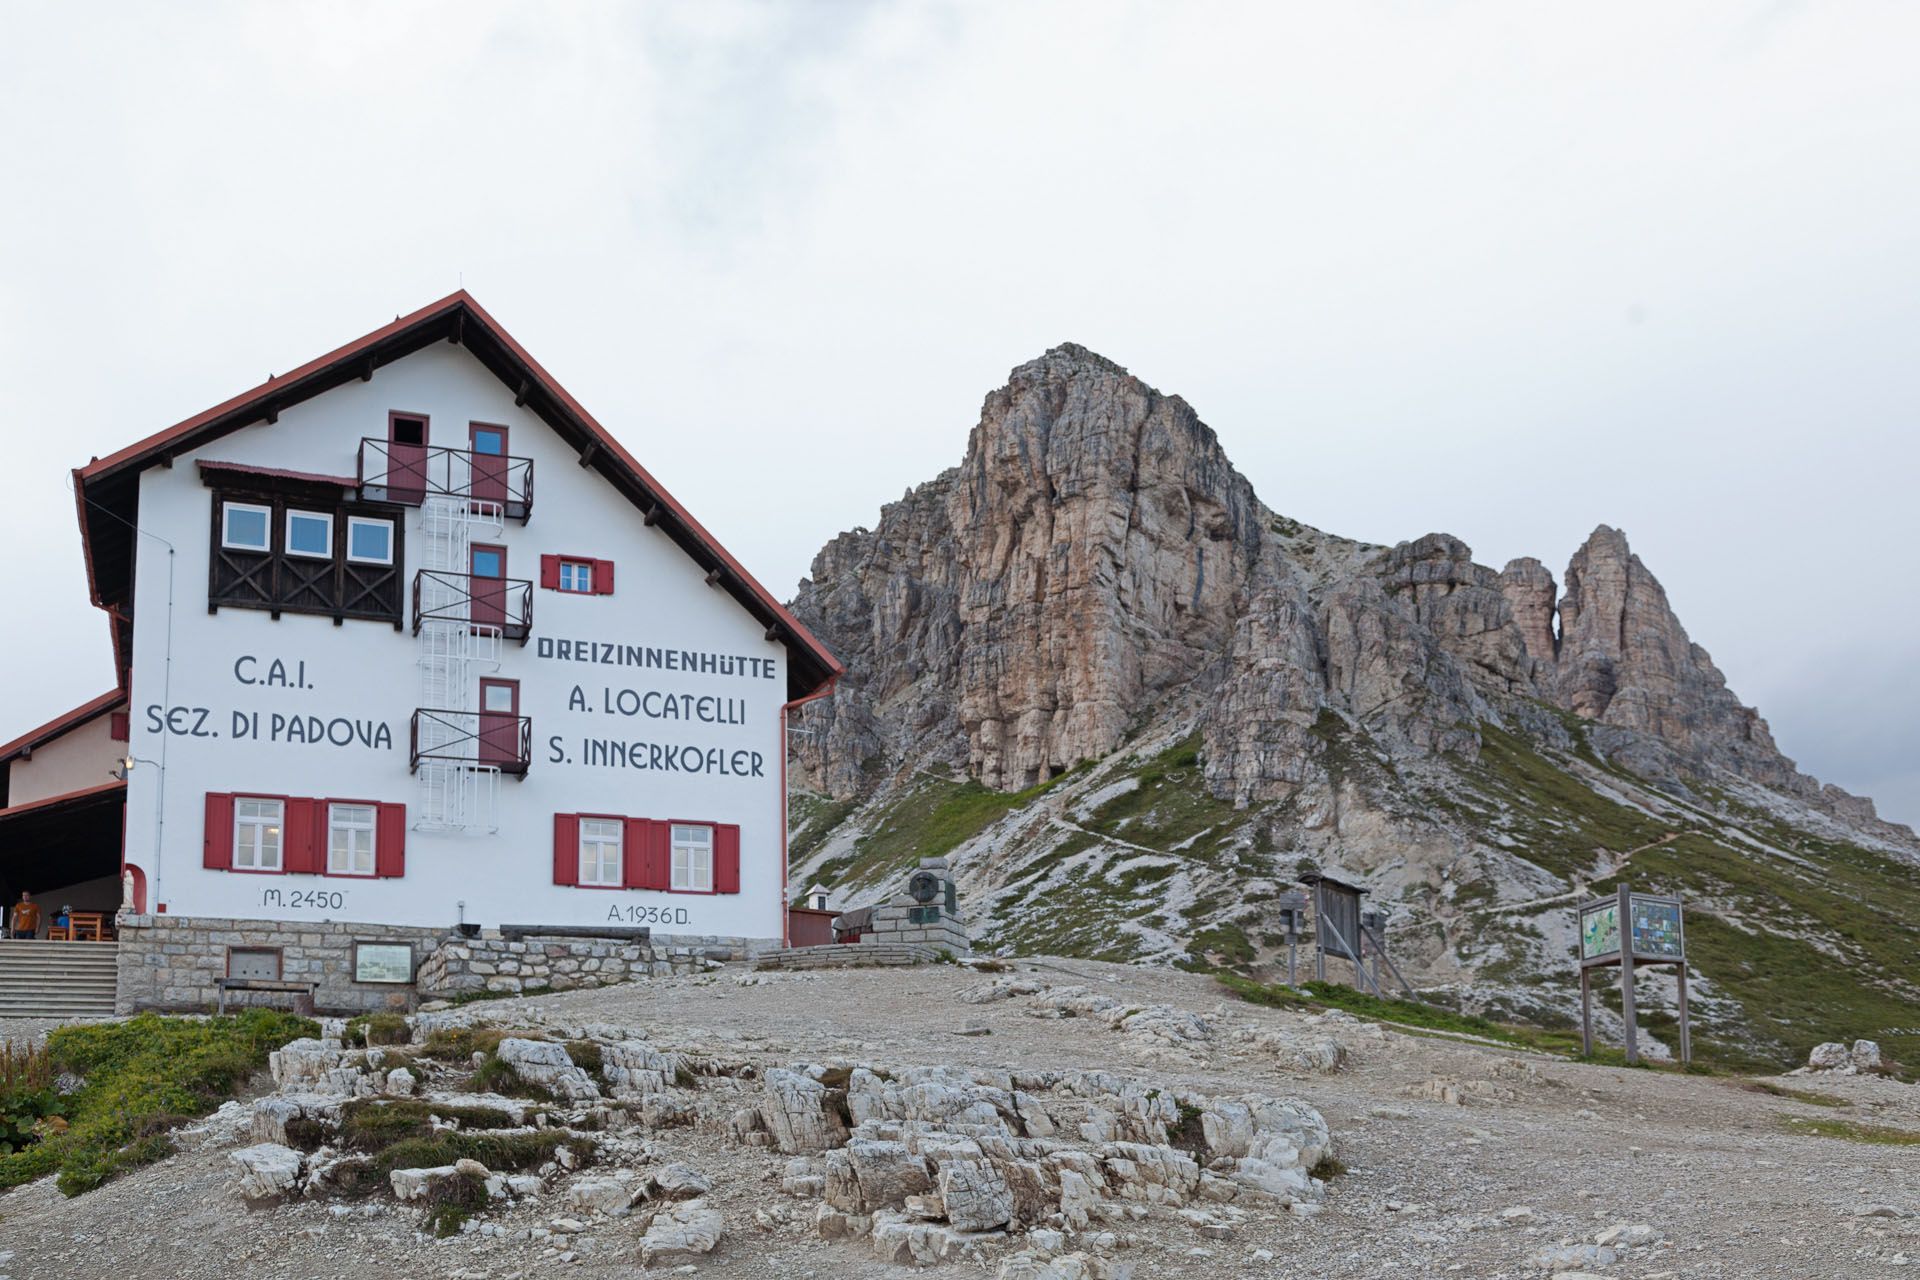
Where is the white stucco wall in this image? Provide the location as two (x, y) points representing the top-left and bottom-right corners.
(8, 711), (122, 807)
(123, 344), (792, 942)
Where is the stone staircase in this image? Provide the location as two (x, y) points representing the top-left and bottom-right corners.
(0, 940), (119, 1018)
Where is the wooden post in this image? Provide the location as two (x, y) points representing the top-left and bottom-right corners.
(1580, 965), (1592, 1056)
(1618, 883), (1638, 1065)
(1677, 965), (1691, 1066)
(1313, 885), (1326, 983)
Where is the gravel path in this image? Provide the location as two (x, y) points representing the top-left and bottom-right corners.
(2, 958), (1916, 1278)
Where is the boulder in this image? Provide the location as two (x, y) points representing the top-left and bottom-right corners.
(824, 1139), (933, 1214)
(390, 1164), (459, 1201)
(638, 1198), (725, 1264)
(566, 1176), (634, 1216)
(497, 1038), (600, 1101)
(938, 1158), (1015, 1232)
(761, 1068), (849, 1153)
(230, 1143), (303, 1201)
(641, 1163), (713, 1202)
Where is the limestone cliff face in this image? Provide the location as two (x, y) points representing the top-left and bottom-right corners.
(793, 344), (1264, 795)
(790, 344), (1909, 846)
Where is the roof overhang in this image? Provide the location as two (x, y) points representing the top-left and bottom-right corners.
(0, 690), (124, 768)
(71, 291), (841, 701)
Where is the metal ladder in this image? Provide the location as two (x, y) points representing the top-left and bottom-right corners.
(415, 493), (505, 831)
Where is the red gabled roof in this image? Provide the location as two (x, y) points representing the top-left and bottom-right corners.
(70, 291), (841, 701)
(0, 691), (124, 767)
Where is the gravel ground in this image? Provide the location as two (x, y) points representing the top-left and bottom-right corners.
(2, 958), (1917, 1279)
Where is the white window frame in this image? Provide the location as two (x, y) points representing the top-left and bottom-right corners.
(234, 797), (285, 871)
(285, 510), (334, 560)
(578, 818), (623, 888)
(221, 502), (272, 553)
(671, 823), (713, 892)
(328, 803), (377, 877)
(558, 559), (593, 593)
(346, 516), (394, 566)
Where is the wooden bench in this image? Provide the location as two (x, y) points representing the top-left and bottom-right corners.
(217, 977), (318, 1016)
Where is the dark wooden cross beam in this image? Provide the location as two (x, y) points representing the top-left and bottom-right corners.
(577, 440), (599, 468)
(448, 312), (465, 345)
(705, 567), (723, 587)
(643, 504), (662, 526)
(514, 379), (531, 407)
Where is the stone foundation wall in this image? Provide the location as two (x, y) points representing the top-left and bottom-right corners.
(115, 917), (773, 1015)
(417, 934), (738, 996)
(754, 942), (938, 969)
(115, 914), (448, 1016)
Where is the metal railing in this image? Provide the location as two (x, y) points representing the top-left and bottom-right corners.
(412, 570), (534, 643)
(359, 438), (534, 522)
(409, 708), (532, 777)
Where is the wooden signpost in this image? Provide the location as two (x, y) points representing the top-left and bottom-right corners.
(1577, 884), (1689, 1065)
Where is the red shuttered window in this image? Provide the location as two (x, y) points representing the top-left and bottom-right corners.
(555, 814), (739, 895)
(714, 824), (740, 894)
(284, 798), (323, 875)
(203, 793), (233, 870)
(375, 804), (407, 878)
(553, 813), (580, 886)
(203, 793), (407, 879)
(539, 554), (615, 595)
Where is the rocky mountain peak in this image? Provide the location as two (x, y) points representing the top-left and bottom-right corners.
(790, 349), (1910, 847)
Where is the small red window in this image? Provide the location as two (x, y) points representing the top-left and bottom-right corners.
(540, 555), (616, 596)
(108, 711), (130, 742)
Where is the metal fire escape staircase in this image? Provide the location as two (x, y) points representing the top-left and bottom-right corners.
(415, 491), (505, 831)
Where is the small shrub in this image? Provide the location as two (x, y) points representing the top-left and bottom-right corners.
(372, 1130), (590, 1176)
(1310, 1155), (1348, 1180)
(564, 1041), (603, 1076)
(1166, 1102), (1207, 1155)
(467, 1054), (554, 1100)
(421, 1168), (490, 1237)
(417, 1025), (519, 1062)
(282, 1117), (331, 1151)
(1, 1042), (64, 1156)
(337, 1099), (517, 1151)
(344, 1013), (412, 1048)
(322, 1157), (387, 1200)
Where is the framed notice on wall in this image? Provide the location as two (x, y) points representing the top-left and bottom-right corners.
(353, 942), (414, 984)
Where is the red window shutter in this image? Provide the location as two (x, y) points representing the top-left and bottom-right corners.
(203, 793), (233, 870)
(553, 813), (580, 886)
(285, 798), (322, 874)
(540, 554), (561, 590)
(108, 711), (129, 741)
(640, 820), (671, 890)
(376, 803), (407, 878)
(715, 823), (741, 894)
(622, 818), (650, 889)
(594, 560), (615, 595)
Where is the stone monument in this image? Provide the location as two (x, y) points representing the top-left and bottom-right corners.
(857, 856), (970, 955)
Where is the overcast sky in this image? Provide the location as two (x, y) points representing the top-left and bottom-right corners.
(2, 2), (1915, 826)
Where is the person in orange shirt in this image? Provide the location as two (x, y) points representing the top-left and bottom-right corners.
(8, 891), (41, 940)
